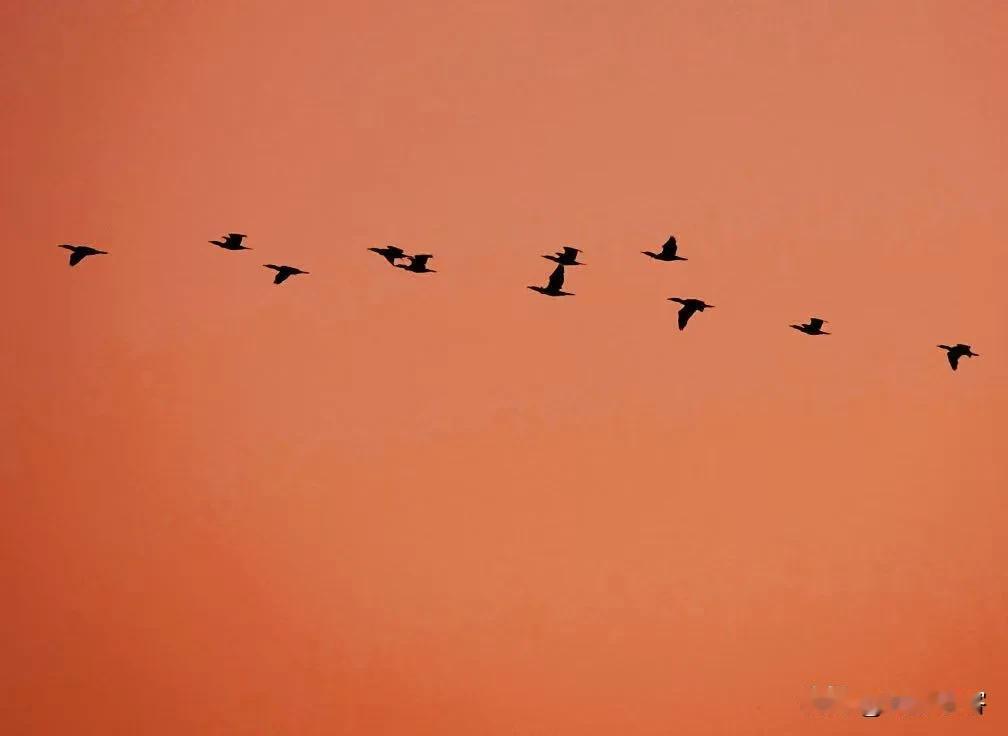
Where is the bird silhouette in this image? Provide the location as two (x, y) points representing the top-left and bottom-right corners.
(938, 343), (979, 371)
(791, 317), (830, 335)
(528, 263), (574, 297)
(543, 246), (584, 266)
(209, 233), (250, 250)
(668, 297), (714, 330)
(58, 244), (108, 266)
(642, 235), (686, 262)
(368, 245), (407, 266)
(396, 254), (436, 273)
(263, 264), (309, 284)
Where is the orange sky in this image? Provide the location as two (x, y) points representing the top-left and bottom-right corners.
(2, 1), (1006, 733)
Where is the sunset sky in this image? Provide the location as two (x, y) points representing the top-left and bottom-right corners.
(2, 1), (1006, 733)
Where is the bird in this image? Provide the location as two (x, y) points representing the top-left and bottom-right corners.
(973, 691), (986, 716)
(528, 263), (574, 297)
(263, 264), (309, 284)
(58, 244), (107, 266)
(396, 254), (436, 273)
(209, 233), (250, 250)
(642, 235), (686, 262)
(791, 317), (830, 335)
(543, 246), (584, 266)
(668, 297), (714, 330)
(938, 343), (979, 371)
(368, 245), (407, 266)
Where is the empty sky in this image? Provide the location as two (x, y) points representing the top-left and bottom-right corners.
(2, 1), (1006, 733)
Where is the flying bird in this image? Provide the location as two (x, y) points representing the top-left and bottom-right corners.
(58, 244), (108, 266)
(642, 235), (686, 262)
(668, 297), (714, 330)
(791, 317), (830, 335)
(396, 254), (436, 273)
(209, 233), (250, 250)
(543, 246), (584, 266)
(938, 343), (979, 371)
(368, 245), (407, 266)
(528, 263), (574, 297)
(263, 264), (309, 284)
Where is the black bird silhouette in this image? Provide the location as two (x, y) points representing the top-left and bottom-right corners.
(543, 246), (584, 266)
(938, 343), (979, 371)
(209, 233), (250, 250)
(668, 297), (714, 330)
(368, 245), (406, 266)
(528, 263), (574, 297)
(59, 244), (108, 266)
(791, 317), (830, 335)
(263, 264), (309, 284)
(642, 235), (686, 262)
(396, 254), (436, 273)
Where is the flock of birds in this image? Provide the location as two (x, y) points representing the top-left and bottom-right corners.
(57, 234), (981, 372)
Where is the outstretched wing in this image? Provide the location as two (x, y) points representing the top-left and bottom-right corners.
(547, 264), (565, 291)
(947, 351), (960, 370)
(386, 245), (405, 257)
(562, 246), (580, 258)
(809, 317), (824, 331)
(678, 303), (698, 330)
(411, 254), (432, 268)
(274, 270), (291, 284)
(660, 236), (678, 257)
(227, 233), (246, 245)
(68, 250), (86, 266)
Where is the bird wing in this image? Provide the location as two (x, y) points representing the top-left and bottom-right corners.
(947, 352), (960, 370)
(387, 246), (405, 256)
(411, 254), (432, 267)
(809, 318), (824, 330)
(660, 236), (677, 256)
(678, 303), (698, 330)
(227, 233), (246, 243)
(68, 250), (86, 266)
(562, 246), (580, 257)
(547, 264), (565, 291)
(274, 270), (290, 284)
(264, 264), (281, 270)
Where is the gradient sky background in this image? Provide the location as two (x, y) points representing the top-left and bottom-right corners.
(2, 1), (1006, 733)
